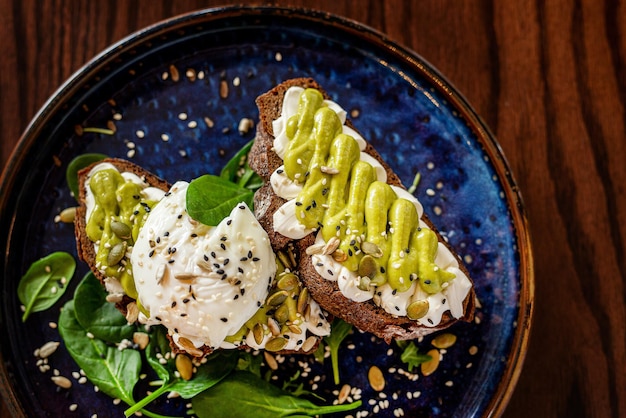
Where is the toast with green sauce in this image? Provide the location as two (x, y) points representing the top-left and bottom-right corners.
(249, 78), (476, 342)
(74, 158), (328, 357)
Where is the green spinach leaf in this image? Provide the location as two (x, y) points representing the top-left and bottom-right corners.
(395, 340), (432, 372)
(18, 252), (76, 321)
(192, 370), (361, 418)
(73, 272), (136, 343)
(126, 327), (237, 417)
(66, 153), (108, 199)
(323, 318), (353, 385)
(58, 300), (140, 406)
(220, 139), (263, 192)
(186, 174), (254, 226)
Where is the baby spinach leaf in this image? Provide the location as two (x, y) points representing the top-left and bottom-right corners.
(58, 300), (140, 406)
(395, 340), (432, 372)
(219, 139), (263, 189)
(18, 251), (76, 321)
(127, 327), (238, 417)
(323, 318), (353, 385)
(186, 174), (254, 226)
(73, 272), (136, 343)
(66, 153), (108, 199)
(192, 370), (361, 418)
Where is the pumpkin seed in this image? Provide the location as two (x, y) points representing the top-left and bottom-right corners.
(407, 300), (430, 320)
(265, 337), (287, 352)
(107, 241), (127, 266)
(277, 250), (294, 270)
(361, 241), (383, 258)
(59, 207), (76, 223)
(432, 333), (457, 349)
(274, 304), (290, 323)
(175, 354), (194, 381)
(287, 323), (302, 334)
(253, 323), (265, 344)
(111, 221), (132, 240)
(297, 287), (309, 314)
(421, 349), (440, 376)
(266, 290), (289, 306)
(277, 273), (299, 291)
(357, 276), (371, 291)
(358, 255), (377, 278)
(368, 365), (385, 391)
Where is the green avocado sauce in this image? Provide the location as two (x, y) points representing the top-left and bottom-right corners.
(282, 88), (455, 296)
(85, 168), (158, 299)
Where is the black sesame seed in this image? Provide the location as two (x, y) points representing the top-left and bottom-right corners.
(224, 258), (230, 265)
(257, 301), (261, 307)
(336, 225), (340, 231)
(327, 269), (334, 276)
(241, 289), (246, 296)
(428, 318), (434, 324)
(191, 233), (197, 238)
(227, 219), (232, 226)
(392, 289), (397, 295)
(220, 236), (227, 241)
(305, 205), (311, 211)
(149, 250), (155, 257)
(395, 306), (400, 311)
(317, 322), (323, 327)
(155, 316), (162, 321)
(238, 267), (244, 274)
(168, 259), (175, 264)
(239, 205), (245, 210)
(211, 251), (217, 258)
(217, 269), (225, 275)
(424, 280), (431, 285)
(203, 254), (209, 261)
(171, 301), (177, 308)
(252, 257), (260, 262)
(312, 200), (317, 208)
(277, 169), (284, 174)
(350, 239), (356, 246)
(297, 339), (303, 345)
(234, 294), (239, 300)
(348, 249), (353, 257)
(164, 231), (170, 237)
(183, 298), (190, 304)
(220, 243), (226, 250)
(240, 257), (248, 262)
(322, 188), (328, 195)
(156, 237), (161, 244)
(221, 317), (228, 322)
(181, 313), (187, 317)
(133, 210), (140, 216)
(380, 267), (386, 273)
(248, 250), (253, 258)
(235, 280), (242, 286)
(442, 298), (447, 304)
(316, 262), (323, 267)
(295, 201), (303, 206)
(174, 328), (179, 333)
(222, 274), (228, 280)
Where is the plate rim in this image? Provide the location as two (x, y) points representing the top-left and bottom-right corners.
(0, 5), (534, 418)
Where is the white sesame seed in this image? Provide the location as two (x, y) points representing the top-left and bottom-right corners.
(178, 112), (188, 121)
(426, 188), (435, 196)
(275, 52), (283, 61)
(126, 149), (136, 158)
(433, 205), (442, 215)
(233, 77), (240, 86)
(113, 113), (122, 121)
(69, 404), (78, 411)
(135, 130), (145, 138)
(188, 121), (197, 129)
(161, 133), (170, 142)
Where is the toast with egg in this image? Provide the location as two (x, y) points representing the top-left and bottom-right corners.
(249, 78), (476, 342)
(74, 158), (328, 357)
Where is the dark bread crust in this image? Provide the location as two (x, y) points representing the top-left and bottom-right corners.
(250, 78), (476, 342)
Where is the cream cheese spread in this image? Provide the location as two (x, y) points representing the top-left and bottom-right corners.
(269, 86), (472, 327)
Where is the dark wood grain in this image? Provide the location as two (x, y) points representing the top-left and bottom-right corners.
(1, 1), (625, 417)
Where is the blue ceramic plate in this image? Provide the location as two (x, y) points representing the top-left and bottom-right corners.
(0, 6), (533, 418)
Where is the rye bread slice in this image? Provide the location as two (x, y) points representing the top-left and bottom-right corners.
(250, 78), (476, 342)
(74, 158), (321, 357)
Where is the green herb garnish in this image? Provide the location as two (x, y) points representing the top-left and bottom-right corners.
(323, 318), (353, 385)
(192, 370), (361, 418)
(395, 340), (432, 372)
(186, 174), (254, 225)
(220, 139), (264, 191)
(17, 251), (76, 322)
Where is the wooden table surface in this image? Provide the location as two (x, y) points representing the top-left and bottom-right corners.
(1, 1), (624, 417)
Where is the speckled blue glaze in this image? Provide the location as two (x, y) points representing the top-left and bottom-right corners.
(0, 7), (530, 418)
